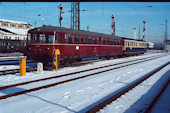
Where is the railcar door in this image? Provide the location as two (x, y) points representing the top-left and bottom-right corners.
(93, 36), (97, 56)
(98, 37), (102, 57)
(58, 32), (65, 59)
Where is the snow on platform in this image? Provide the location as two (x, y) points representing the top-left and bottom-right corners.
(0, 52), (169, 113)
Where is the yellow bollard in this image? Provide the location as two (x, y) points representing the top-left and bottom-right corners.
(53, 49), (60, 71)
(20, 58), (26, 76)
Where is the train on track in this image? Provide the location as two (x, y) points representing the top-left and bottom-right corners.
(0, 39), (26, 53)
(26, 25), (147, 65)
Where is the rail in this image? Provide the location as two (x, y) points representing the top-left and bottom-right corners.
(0, 54), (168, 100)
(85, 62), (170, 113)
(0, 56), (26, 61)
(0, 56), (27, 76)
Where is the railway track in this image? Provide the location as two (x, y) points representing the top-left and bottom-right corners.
(0, 54), (167, 76)
(0, 59), (35, 65)
(86, 62), (170, 113)
(0, 67), (37, 76)
(0, 54), (168, 100)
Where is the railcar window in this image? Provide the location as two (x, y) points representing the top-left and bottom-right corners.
(103, 38), (106, 45)
(117, 40), (120, 45)
(107, 38), (110, 45)
(93, 37), (97, 44)
(129, 42), (130, 46)
(111, 38), (113, 45)
(88, 36), (92, 44)
(81, 35), (86, 44)
(114, 40), (117, 45)
(66, 34), (72, 44)
(74, 34), (79, 44)
(4, 36), (8, 39)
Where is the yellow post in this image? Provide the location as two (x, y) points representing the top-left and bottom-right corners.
(53, 49), (60, 71)
(20, 58), (26, 76)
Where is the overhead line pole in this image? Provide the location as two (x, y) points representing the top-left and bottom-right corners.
(164, 19), (168, 51)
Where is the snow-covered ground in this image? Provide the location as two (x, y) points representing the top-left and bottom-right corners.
(0, 52), (169, 113)
(151, 83), (170, 113)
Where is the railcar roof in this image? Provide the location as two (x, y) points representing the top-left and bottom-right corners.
(29, 25), (122, 39)
(121, 37), (146, 42)
(29, 25), (146, 42)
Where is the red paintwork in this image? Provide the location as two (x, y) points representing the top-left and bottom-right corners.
(27, 43), (122, 62)
(26, 31), (123, 63)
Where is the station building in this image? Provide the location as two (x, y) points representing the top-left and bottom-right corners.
(0, 19), (32, 40)
(0, 19), (32, 52)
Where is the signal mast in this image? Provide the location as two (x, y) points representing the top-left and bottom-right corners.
(58, 4), (68, 27)
(142, 20), (149, 41)
(111, 15), (118, 36)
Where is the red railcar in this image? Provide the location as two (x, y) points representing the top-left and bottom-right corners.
(26, 26), (123, 64)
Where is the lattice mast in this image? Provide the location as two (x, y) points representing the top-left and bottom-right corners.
(71, 2), (80, 30)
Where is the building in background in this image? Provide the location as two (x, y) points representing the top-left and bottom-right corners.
(0, 19), (32, 53)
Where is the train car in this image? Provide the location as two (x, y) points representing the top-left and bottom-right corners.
(147, 42), (154, 49)
(26, 25), (123, 64)
(122, 38), (147, 56)
(0, 39), (26, 53)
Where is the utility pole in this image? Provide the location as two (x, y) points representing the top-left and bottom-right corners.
(111, 15), (118, 36)
(134, 28), (136, 40)
(87, 25), (89, 31)
(58, 4), (68, 27)
(35, 21), (37, 28)
(164, 19), (168, 51)
(165, 20), (168, 42)
(142, 20), (149, 41)
(139, 24), (140, 40)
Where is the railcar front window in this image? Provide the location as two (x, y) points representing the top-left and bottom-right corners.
(48, 34), (54, 43)
(39, 34), (46, 43)
(27, 33), (31, 43)
(34, 34), (38, 43)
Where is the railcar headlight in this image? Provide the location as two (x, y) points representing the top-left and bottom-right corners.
(46, 48), (50, 50)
